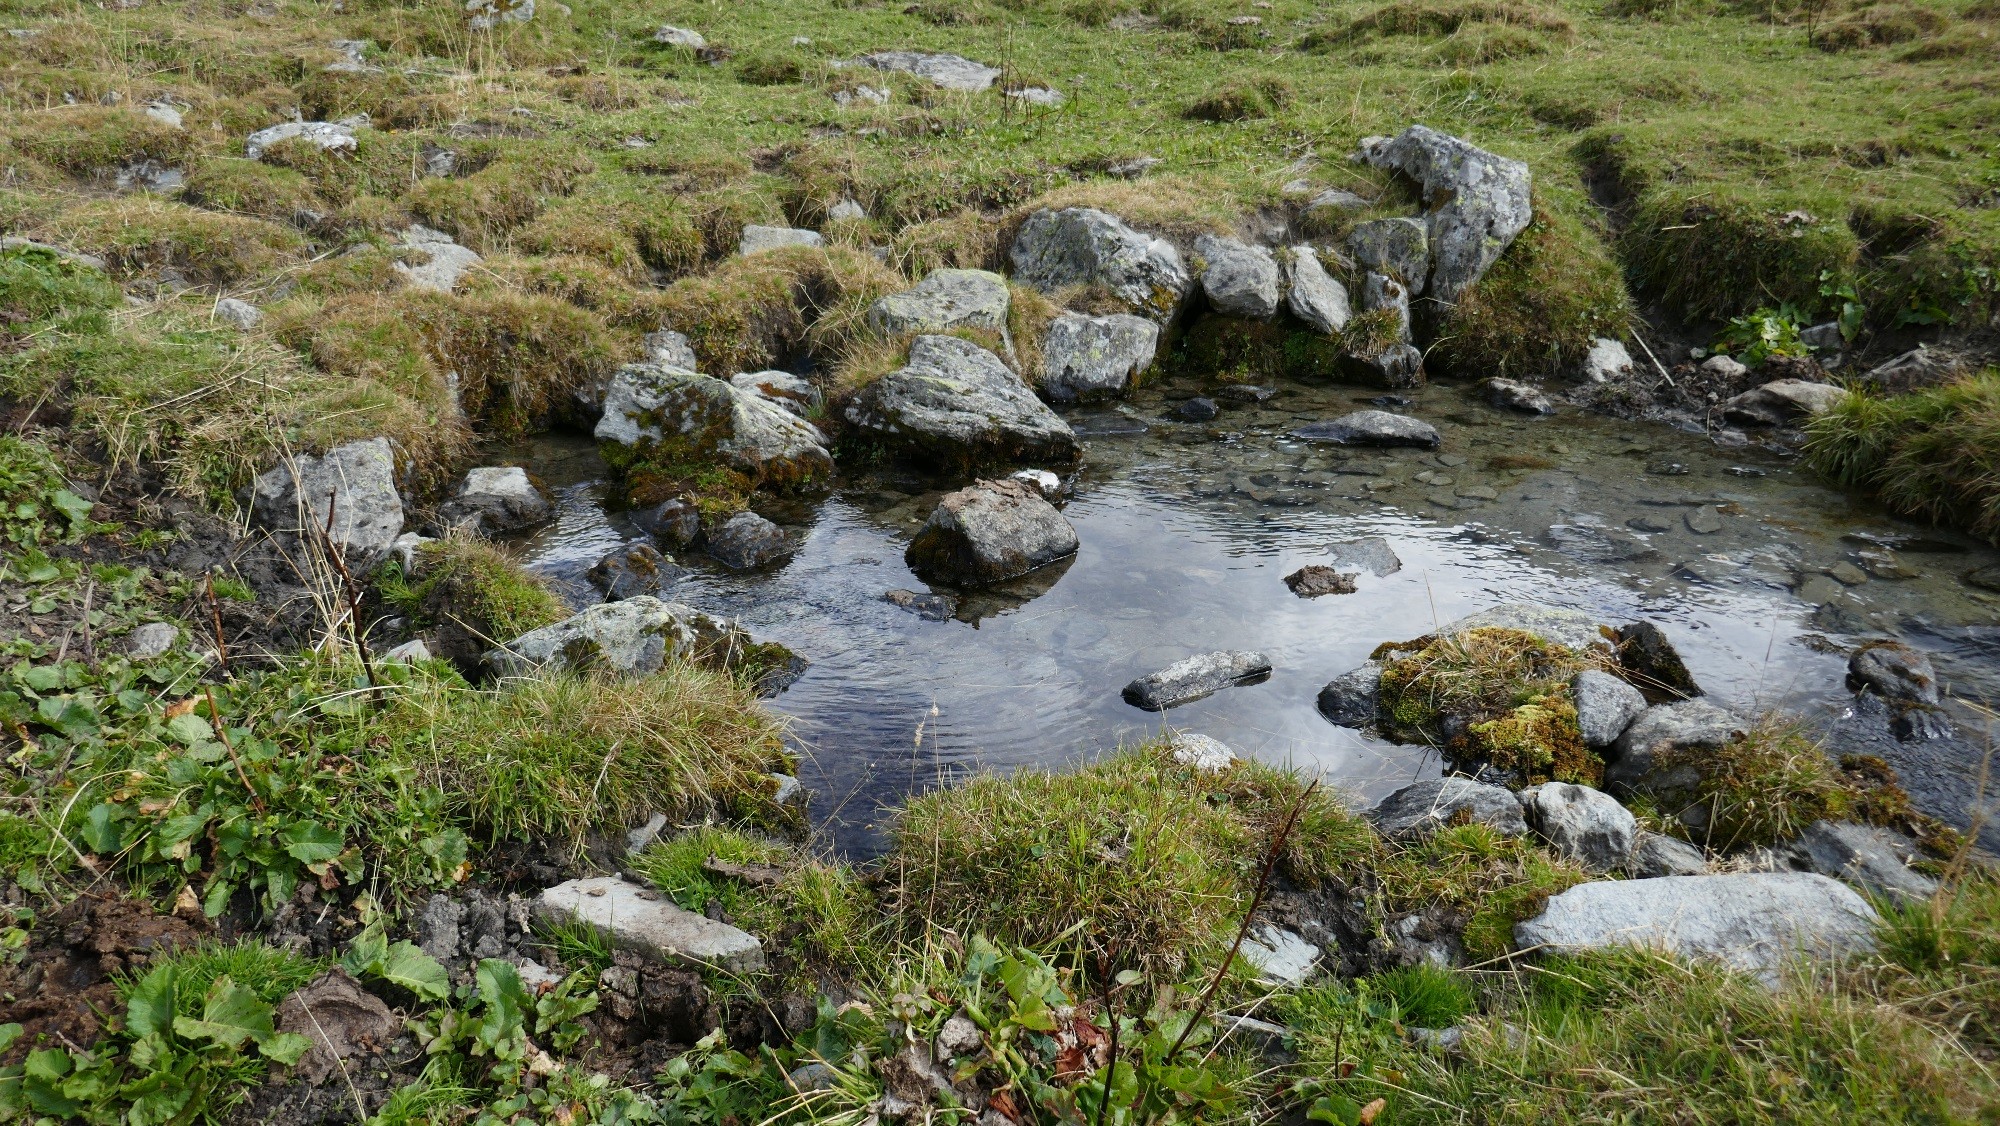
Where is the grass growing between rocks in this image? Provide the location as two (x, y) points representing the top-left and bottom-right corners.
(1805, 370), (2000, 544)
(375, 534), (566, 670)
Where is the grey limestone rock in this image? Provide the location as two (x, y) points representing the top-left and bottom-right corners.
(643, 328), (699, 369)
(1009, 207), (1191, 322)
(586, 541), (686, 600)
(1846, 641), (1940, 706)
(126, 622), (179, 660)
(245, 120), (356, 160)
(1194, 234), (1281, 319)
(1316, 661), (1381, 728)
(394, 225), (481, 294)
(214, 297), (261, 330)
(1038, 312), (1159, 402)
(1355, 125), (1532, 305)
(855, 50), (1002, 91)
(1291, 410), (1440, 449)
(1370, 777), (1528, 840)
(595, 364), (833, 489)
(1441, 604), (1606, 652)
(1722, 379), (1847, 427)
(1239, 925), (1319, 987)
(1282, 245), (1350, 335)
(1571, 669), (1647, 748)
(1605, 700), (1748, 799)
(867, 268), (1012, 338)
(730, 370), (820, 415)
(1628, 831), (1709, 877)
(1781, 820), (1938, 900)
(1519, 782), (1636, 873)
(844, 335), (1080, 473)
(1514, 873), (1878, 986)
(535, 876), (763, 973)
(1479, 377), (1555, 415)
(1360, 272), (1411, 343)
(739, 225), (824, 255)
(905, 478), (1077, 586)
(250, 438), (404, 572)
(653, 25), (706, 48)
(439, 466), (548, 535)
(1580, 337), (1636, 383)
(1346, 217), (1429, 293)
(1123, 650), (1273, 711)
(706, 512), (793, 570)
(1168, 732), (1239, 773)
(485, 596), (764, 678)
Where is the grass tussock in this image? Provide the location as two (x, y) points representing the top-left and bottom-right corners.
(1377, 627), (1614, 786)
(4, 105), (192, 176)
(1304, 0), (1573, 49)
(393, 666), (791, 853)
(1816, 2), (1954, 50)
(378, 534), (566, 672)
(886, 746), (1367, 974)
(1184, 76), (1294, 122)
(399, 145), (596, 250)
(1806, 371), (2000, 544)
(651, 244), (901, 377)
(34, 196), (306, 286)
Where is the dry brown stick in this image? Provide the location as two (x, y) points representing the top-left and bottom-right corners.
(77, 578), (95, 663)
(204, 686), (265, 815)
(204, 571), (231, 675)
(315, 491), (379, 695)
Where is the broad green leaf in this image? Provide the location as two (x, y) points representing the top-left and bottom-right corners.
(21, 1048), (70, 1082)
(202, 878), (233, 919)
(172, 976), (274, 1051)
(125, 964), (179, 1039)
(474, 959), (530, 1058)
(79, 803), (123, 854)
(0, 1023), (20, 1053)
(260, 1031), (313, 1067)
(278, 820), (342, 865)
(156, 812), (207, 846)
(20, 665), (62, 692)
(378, 941), (450, 1001)
(164, 711), (214, 747)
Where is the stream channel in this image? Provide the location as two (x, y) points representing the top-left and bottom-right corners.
(494, 374), (2000, 857)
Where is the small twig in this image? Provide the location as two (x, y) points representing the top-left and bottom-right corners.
(78, 579), (95, 662)
(203, 686), (265, 815)
(1630, 330), (1676, 388)
(1093, 952), (1123, 1126)
(204, 571), (231, 675)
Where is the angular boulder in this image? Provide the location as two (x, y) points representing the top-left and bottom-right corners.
(706, 511), (793, 570)
(731, 370), (820, 415)
(215, 297), (261, 330)
(438, 466), (548, 535)
(1282, 245), (1351, 335)
(1614, 620), (1702, 701)
(586, 542), (686, 601)
(250, 438), (404, 572)
(1290, 410), (1441, 449)
(595, 364), (832, 489)
(1346, 217), (1429, 293)
(535, 876), (764, 973)
(486, 596), (773, 678)
(1356, 125), (1533, 304)
(1605, 700), (1747, 798)
(1479, 377), (1554, 415)
(1038, 312), (1159, 402)
(856, 50), (1002, 91)
(1341, 341), (1424, 388)
(1441, 604), (1606, 653)
(1514, 873), (1878, 986)
(1782, 820), (1938, 900)
(1519, 782), (1636, 873)
(1580, 337), (1636, 383)
(1369, 777), (1528, 841)
(1123, 650), (1273, 711)
(1629, 831), (1709, 878)
(644, 328), (699, 369)
(1721, 379), (1847, 428)
(1846, 641), (1940, 706)
(905, 478), (1077, 586)
(394, 225), (481, 294)
(844, 335), (1080, 473)
(1316, 662), (1382, 728)
(1009, 207), (1192, 322)
(1570, 668), (1646, 748)
(1326, 536), (1403, 577)
(867, 268), (1012, 339)
(1194, 234), (1281, 319)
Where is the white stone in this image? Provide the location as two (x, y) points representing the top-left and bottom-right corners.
(245, 121), (356, 161)
(141, 101), (182, 129)
(126, 622), (178, 660)
(214, 297), (261, 330)
(1515, 873), (1879, 986)
(391, 532), (433, 572)
(465, 0), (533, 29)
(1238, 924), (1318, 986)
(626, 812), (668, 855)
(854, 50), (1001, 91)
(828, 198), (866, 222)
(653, 25), (705, 49)
(381, 639), (431, 664)
(1570, 668), (1646, 748)
(250, 438), (404, 571)
(739, 225), (824, 256)
(1580, 337), (1635, 383)
(1169, 732), (1238, 773)
(534, 876), (763, 973)
(1010, 468), (1062, 499)
(394, 225), (481, 293)
(1283, 245), (1350, 335)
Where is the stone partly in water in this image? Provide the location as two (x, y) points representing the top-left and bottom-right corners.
(884, 588), (957, 621)
(867, 268), (1012, 339)
(1369, 777), (1528, 841)
(1173, 397), (1219, 422)
(1325, 536), (1402, 577)
(1343, 341), (1425, 389)
(905, 478), (1078, 586)
(1122, 650), (1274, 711)
(1283, 245), (1351, 335)
(1037, 312), (1160, 402)
(250, 437), (404, 572)
(1285, 565), (1357, 598)
(1846, 640), (1941, 706)
(1768, 820), (1939, 900)
(1518, 782), (1636, 873)
(1479, 378), (1555, 415)
(1291, 410), (1442, 449)
(594, 364), (834, 489)
(1685, 505), (1724, 534)
(1316, 662), (1382, 728)
(1722, 379), (1847, 428)
(706, 512), (793, 571)
(438, 466), (549, 535)
(1009, 207), (1192, 322)
(1193, 234), (1281, 319)
(1570, 668), (1647, 748)
(1615, 620), (1702, 700)
(844, 335), (1081, 473)
(1545, 523), (1659, 565)
(535, 877), (764, 973)
(633, 497), (702, 549)
(1514, 873), (1878, 986)
(1356, 125), (1533, 304)
(586, 542), (686, 601)
(486, 595), (793, 681)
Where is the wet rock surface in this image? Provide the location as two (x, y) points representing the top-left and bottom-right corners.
(1123, 650), (1273, 710)
(1291, 410), (1441, 449)
(905, 478), (1078, 586)
(587, 541), (686, 600)
(844, 335), (1080, 473)
(707, 512), (794, 570)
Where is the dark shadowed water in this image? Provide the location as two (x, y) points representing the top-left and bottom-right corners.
(496, 375), (2000, 856)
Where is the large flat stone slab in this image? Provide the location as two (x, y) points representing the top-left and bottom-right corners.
(534, 876), (764, 973)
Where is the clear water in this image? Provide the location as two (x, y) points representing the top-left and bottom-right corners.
(496, 375), (2000, 855)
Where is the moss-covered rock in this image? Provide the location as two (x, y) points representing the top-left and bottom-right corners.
(1376, 627), (1609, 785)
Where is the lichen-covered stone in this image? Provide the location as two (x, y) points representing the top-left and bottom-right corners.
(1009, 207), (1191, 322)
(844, 335), (1080, 473)
(867, 268), (1012, 338)
(1283, 245), (1351, 335)
(1356, 125), (1532, 305)
(905, 478), (1078, 586)
(1346, 217), (1429, 293)
(1194, 234), (1281, 319)
(250, 438), (404, 572)
(595, 364), (832, 490)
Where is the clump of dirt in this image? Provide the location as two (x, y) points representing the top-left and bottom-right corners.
(0, 891), (207, 1061)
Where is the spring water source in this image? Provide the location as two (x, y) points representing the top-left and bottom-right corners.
(497, 374), (2000, 855)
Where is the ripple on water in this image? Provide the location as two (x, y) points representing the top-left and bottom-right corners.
(498, 374), (2000, 856)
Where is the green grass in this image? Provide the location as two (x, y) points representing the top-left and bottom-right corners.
(376, 535), (566, 667)
(1806, 370), (2000, 544)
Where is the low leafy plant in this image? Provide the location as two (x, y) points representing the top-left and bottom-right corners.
(1712, 303), (1810, 365)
